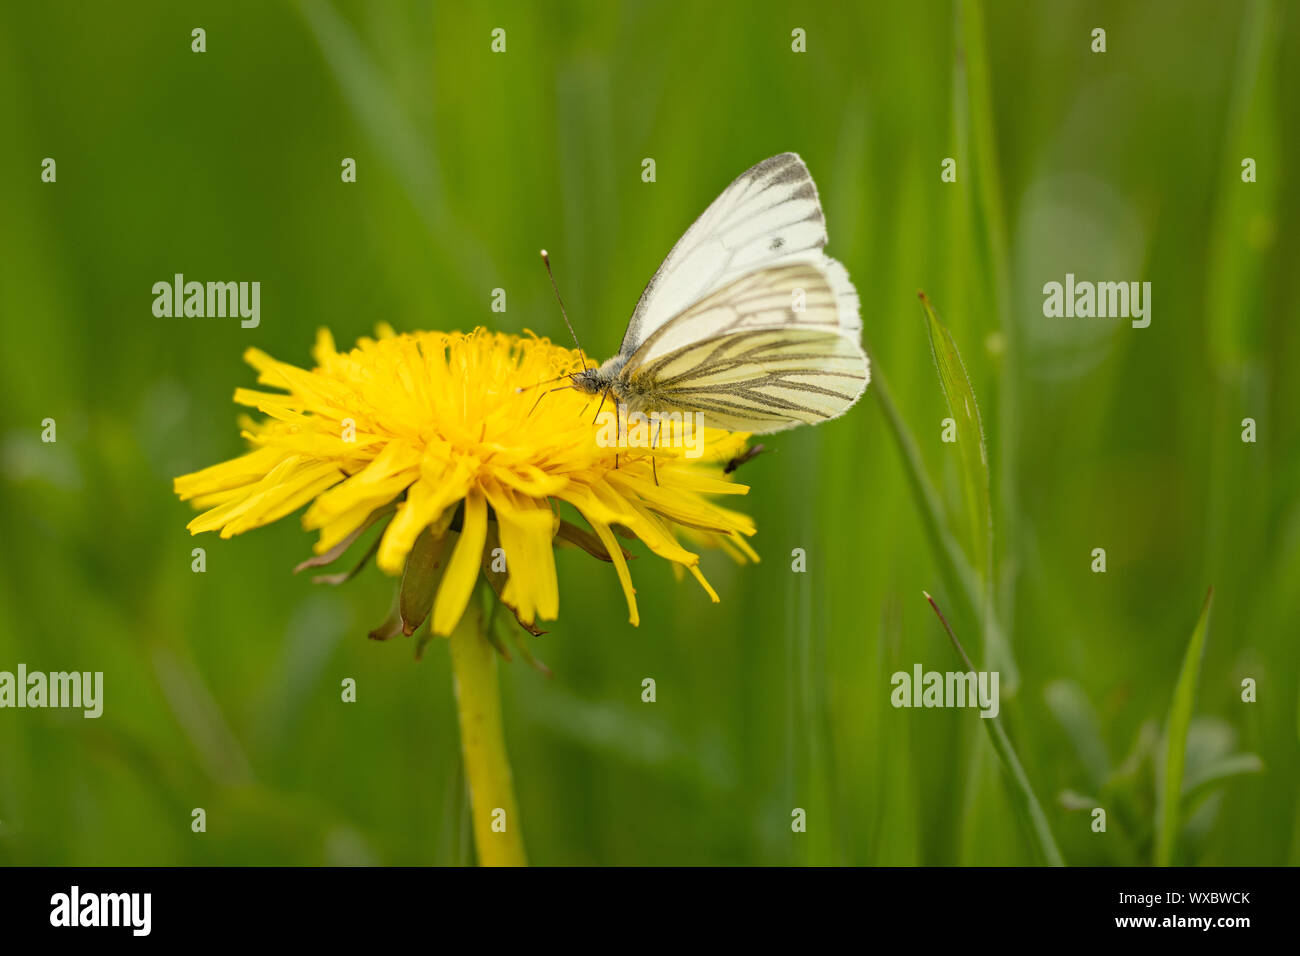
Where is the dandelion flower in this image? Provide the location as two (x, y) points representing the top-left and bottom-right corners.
(174, 325), (758, 639)
(174, 324), (762, 867)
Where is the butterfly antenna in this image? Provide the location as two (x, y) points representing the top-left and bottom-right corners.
(541, 249), (589, 371)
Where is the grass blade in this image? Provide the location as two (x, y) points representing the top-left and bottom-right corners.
(955, 0), (1011, 301)
(924, 591), (1063, 866)
(1205, 0), (1278, 372)
(1155, 587), (1215, 866)
(920, 291), (988, 567)
(955, 0), (1016, 498)
(872, 366), (1011, 685)
(918, 293), (1015, 687)
(873, 367), (978, 609)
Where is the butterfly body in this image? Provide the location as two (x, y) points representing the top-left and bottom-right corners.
(569, 355), (694, 418)
(570, 152), (869, 435)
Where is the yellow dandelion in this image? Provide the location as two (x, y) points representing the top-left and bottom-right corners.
(174, 324), (758, 638)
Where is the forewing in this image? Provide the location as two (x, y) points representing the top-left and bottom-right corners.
(629, 258), (861, 368)
(620, 152), (839, 355)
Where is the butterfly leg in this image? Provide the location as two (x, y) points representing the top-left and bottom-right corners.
(651, 418), (661, 486)
(529, 384), (570, 418)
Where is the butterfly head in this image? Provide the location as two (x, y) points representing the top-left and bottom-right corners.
(568, 354), (626, 396)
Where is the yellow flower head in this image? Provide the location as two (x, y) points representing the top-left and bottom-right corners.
(174, 325), (758, 639)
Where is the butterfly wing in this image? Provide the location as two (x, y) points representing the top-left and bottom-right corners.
(621, 260), (869, 434)
(620, 152), (852, 356)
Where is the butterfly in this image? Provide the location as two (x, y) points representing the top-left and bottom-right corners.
(565, 152), (869, 434)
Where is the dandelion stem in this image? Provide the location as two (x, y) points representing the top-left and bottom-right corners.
(448, 598), (527, 866)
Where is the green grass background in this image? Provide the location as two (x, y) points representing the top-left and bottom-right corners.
(1, 0), (1297, 865)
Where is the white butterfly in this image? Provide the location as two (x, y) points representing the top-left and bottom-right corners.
(567, 152), (869, 434)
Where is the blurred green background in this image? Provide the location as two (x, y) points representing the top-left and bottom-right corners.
(1, 0), (1297, 866)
